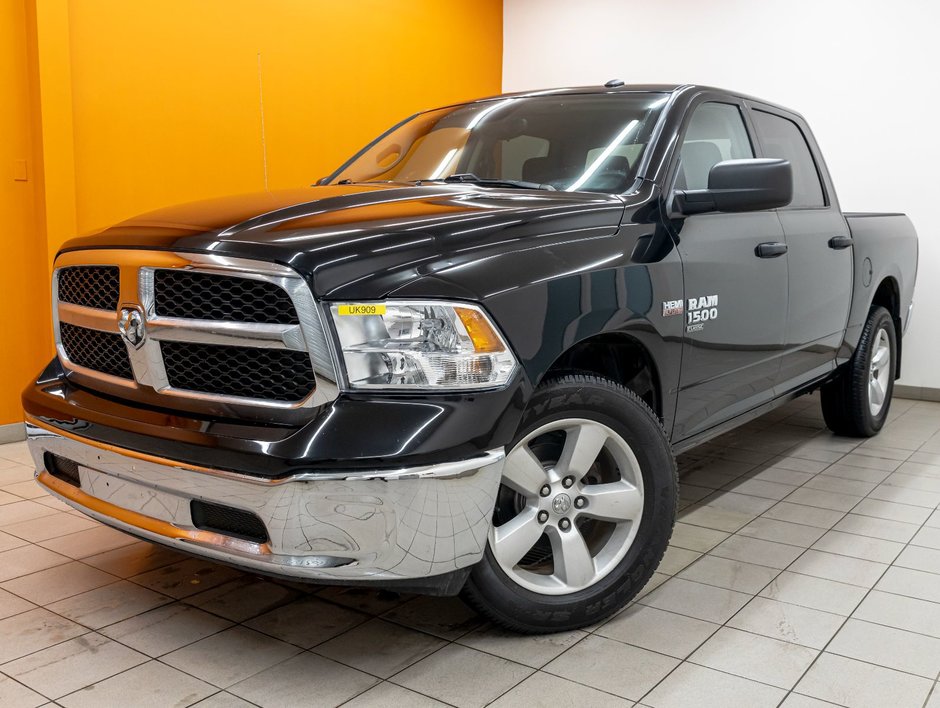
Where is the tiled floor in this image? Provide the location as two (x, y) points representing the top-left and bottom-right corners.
(2, 393), (940, 707)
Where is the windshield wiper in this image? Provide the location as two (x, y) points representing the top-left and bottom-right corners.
(423, 173), (555, 191)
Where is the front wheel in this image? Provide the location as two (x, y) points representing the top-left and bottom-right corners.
(462, 374), (677, 633)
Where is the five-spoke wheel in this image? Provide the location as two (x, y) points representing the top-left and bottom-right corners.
(462, 374), (677, 633)
(492, 418), (644, 594)
(868, 327), (891, 417)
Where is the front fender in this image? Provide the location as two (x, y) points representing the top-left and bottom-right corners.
(389, 221), (685, 434)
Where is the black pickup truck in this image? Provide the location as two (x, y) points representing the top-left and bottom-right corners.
(24, 83), (917, 633)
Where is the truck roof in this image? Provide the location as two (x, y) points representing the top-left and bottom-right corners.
(465, 83), (797, 116)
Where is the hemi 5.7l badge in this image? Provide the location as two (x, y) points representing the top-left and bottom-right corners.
(662, 299), (684, 317)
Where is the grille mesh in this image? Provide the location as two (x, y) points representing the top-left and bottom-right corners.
(190, 500), (269, 543)
(60, 323), (133, 379)
(154, 270), (299, 324)
(44, 453), (82, 488)
(58, 266), (120, 310)
(161, 342), (315, 401)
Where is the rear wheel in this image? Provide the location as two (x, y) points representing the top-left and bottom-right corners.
(462, 374), (677, 633)
(821, 305), (896, 437)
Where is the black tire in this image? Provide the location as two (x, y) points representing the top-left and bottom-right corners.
(461, 373), (678, 634)
(821, 306), (897, 437)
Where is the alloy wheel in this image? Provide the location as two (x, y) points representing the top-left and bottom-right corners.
(490, 418), (644, 595)
(868, 327), (891, 417)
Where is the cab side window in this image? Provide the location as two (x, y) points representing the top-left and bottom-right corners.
(678, 102), (753, 190)
(751, 110), (825, 208)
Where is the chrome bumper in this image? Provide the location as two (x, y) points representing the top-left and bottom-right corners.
(25, 420), (504, 582)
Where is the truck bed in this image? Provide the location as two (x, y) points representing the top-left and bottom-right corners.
(843, 212), (918, 366)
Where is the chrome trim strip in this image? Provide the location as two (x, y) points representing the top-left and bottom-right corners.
(25, 418), (504, 485)
(904, 301), (914, 335)
(304, 449), (506, 482)
(147, 318), (307, 350)
(57, 302), (118, 332)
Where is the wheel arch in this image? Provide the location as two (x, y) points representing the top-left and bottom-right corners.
(871, 276), (902, 378)
(539, 332), (663, 421)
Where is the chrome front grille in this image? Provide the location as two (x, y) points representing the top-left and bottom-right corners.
(52, 250), (339, 411)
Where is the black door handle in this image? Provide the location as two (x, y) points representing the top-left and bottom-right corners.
(755, 242), (788, 258)
(829, 235), (854, 249)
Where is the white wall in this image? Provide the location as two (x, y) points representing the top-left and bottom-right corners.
(504, 0), (940, 389)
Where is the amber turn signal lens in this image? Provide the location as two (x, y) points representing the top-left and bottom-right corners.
(456, 307), (504, 353)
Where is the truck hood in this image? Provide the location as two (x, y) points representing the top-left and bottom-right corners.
(62, 183), (627, 299)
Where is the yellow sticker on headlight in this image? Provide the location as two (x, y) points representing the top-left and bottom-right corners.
(337, 304), (387, 316)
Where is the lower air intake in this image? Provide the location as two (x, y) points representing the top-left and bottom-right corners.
(190, 500), (269, 544)
(44, 452), (82, 488)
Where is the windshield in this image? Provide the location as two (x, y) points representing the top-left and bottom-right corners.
(329, 93), (668, 193)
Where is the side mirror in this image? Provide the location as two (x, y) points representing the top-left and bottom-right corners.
(674, 158), (792, 215)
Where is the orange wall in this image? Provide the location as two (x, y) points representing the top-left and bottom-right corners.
(65, 0), (504, 238)
(1, 0), (51, 427)
(4, 0), (503, 426)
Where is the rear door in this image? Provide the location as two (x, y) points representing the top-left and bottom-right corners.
(748, 106), (853, 390)
(670, 99), (790, 441)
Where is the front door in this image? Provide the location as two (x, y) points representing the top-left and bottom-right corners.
(670, 101), (790, 441)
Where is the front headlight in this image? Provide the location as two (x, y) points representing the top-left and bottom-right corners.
(329, 301), (517, 390)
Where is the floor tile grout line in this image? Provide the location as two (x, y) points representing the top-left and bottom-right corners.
(194, 689), (264, 708)
(922, 667), (940, 708)
(0, 635), (151, 703)
(678, 430), (863, 525)
(637, 550), (800, 701)
(635, 430), (871, 705)
(0, 666), (58, 705)
(308, 623), (467, 683)
(631, 534), (808, 703)
(776, 455), (940, 705)
(631, 572), (940, 646)
(822, 641), (940, 682)
(813, 612), (940, 646)
(632, 436), (865, 612)
(626, 614), (790, 704)
(536, 621), (710, 704)
(0, 563), (128, 607)
(477, 664), (537, 707)
(105, 584), (355, 691)
(49, 655), (241, 707)
(711, 535), (901, 568)
(683, 447), (938, 553)
(711, 421), (939, 702)
(786, 689), (851, 707)
(0, 594), (248, 690)
(305, 598), (527, 704)
(380, 639), (528, 703)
